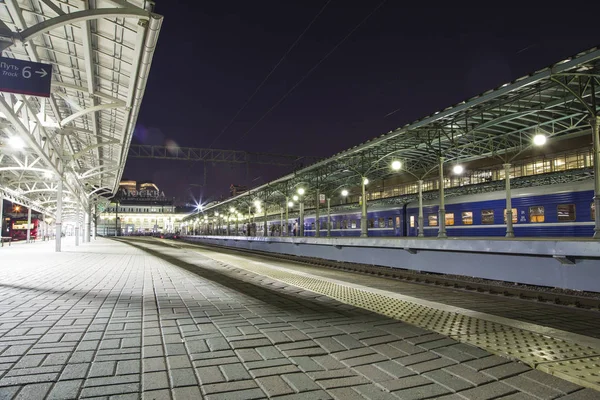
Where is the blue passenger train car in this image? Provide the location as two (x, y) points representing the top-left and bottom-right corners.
(406, 181), (594, 237)
(266, 181), (595, 238)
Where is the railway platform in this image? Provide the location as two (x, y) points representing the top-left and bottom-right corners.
(0, 237), (598, 399)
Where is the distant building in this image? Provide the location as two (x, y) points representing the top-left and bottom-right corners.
(97, 179), (192, 236)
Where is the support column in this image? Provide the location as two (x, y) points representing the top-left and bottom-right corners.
(285, 197), (289, 236)
(55, 178), (63, 252)
(114, 202), (119, 237)
(263, 204), (268, 236)
(280, 207), (283, 236)
(504, 163), (515, 238)
(26, 207), (32, 243)
(417, 180), (424, 237)
(299, 201), (304, 237)
(315, 190), (320, 237)
(327, 197), (331, 237)
(592, 116), (600, 238)
(438, 157), (447, 238)
(360, 178), (368, 237)
(85, 203), (91, 243)
(0, 195), (3, 237)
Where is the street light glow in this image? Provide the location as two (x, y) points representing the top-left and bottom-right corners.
(297, 187), (305, 195)
(391, 160), (402, 170)
(254, 200), (261, 207)
(229, 207), (235, 213)
(363, 177), (369, 185)
(8, 136), (25, 149)
(288, 201), (294, 207)
(533, 133), (547, 146)
(293, 195), (299, 201)
(341, 189), (349, 196)
(453, 165), (464, 175)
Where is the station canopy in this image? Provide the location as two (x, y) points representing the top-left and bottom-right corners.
(0, 0), (162, 221)
(194, 46), (600, 217)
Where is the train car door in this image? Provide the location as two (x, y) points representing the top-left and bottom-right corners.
(408, 214), (417, 236)
(394, 215), (402, 236)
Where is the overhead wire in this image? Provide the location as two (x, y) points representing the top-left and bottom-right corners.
(236, 0), (388, 145)
(208, 0), (333, 149)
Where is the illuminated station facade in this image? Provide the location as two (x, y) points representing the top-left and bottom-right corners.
(96, 180), (190, 236)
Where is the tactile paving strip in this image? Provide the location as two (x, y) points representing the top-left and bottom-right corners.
(206, 254), (600, 390)
(538, 357), (600, 391)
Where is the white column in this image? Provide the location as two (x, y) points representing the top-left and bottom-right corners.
(504, 163), (514, 238)
(591, 116), (600, 238)
(438, 157), (447, 238)
(417, 180), (424, 237)
(285, 197), (289, 236)
(263, 204), (268, 236)
(85, 203), (91, 242)
(26, 207), (32, 243)
(315, 190), (320, 237)
(299, 201), (305, 236)
(360, 178), (368, 237)
(0, 195), (3, 237)
(55, 178), (63, 252)
(327, 197), (331, 237)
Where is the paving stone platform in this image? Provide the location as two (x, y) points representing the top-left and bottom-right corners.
(0, 237), (597, 399)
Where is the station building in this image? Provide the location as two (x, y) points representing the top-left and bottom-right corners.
(96, 180), (192, 236)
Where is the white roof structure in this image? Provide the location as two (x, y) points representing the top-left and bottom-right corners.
(0, 0), (163, 222)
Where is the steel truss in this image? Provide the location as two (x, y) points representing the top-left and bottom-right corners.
(128, 144), (322, 168)
(187, 47), (600, 223)
(0, 1), (163, 231)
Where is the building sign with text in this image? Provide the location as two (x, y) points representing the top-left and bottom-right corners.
(117, 188), (169, 202)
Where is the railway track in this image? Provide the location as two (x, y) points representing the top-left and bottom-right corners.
(169, 238), (600, 311)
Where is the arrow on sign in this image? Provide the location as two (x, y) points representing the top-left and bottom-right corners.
(35, 69), (47, 78)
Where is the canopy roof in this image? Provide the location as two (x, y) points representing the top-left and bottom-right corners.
(0, 0), (162, 220)
(193, 46), (600, 217)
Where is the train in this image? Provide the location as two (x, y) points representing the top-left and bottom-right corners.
(8, 217), (40, 241)
(266, 180), (595, 238)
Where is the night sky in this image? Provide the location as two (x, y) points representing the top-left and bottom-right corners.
(123, 1), (600, 204)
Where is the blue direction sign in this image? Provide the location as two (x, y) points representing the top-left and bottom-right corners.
(0, 56), (52, 97)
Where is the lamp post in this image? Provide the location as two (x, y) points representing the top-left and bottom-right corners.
(360, 177), (368, 238)
(297, 187), (305, 237)
(286, 199), (292, 236)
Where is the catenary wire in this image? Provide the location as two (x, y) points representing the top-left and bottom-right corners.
(236, 0), (388, 145)
(208, 0), (333, 149)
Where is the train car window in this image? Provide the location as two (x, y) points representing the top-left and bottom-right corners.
(388, 217), (393, 228)
(410, 216), (415, 228)
(503, 208), (518, 223)
(481, 210), (494, 224)
(378, 217), (385, 227)
(342, 220), (347, 229)
(396, 216), (401, 228)
(529, 206), (545, 223)
(311, 222), (315, 230)
(557, 204), (575, 222)
(462, 211), (473, 225)
(592, 203), (596, 221)
(351, 220), (357, 229)
(445, 213), (455, 226)
(428, 214), (438, 226)
(368, 219), (375, 228)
